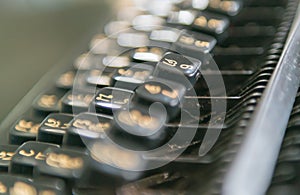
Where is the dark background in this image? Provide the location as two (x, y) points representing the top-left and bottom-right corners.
(0, 1), (112, 122)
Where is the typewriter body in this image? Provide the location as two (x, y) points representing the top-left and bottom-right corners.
(0, 0), (300, 194)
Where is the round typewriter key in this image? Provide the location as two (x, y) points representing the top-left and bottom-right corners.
(86, 69), (112, 87)
(61, 90), (95, 114)
(104, 21), (131, 38)
(0, 145), (18, 172)
(63, 112), (113, 148)
(132, 15), (165, 31)
(154, 52), (201, 89)
(134, 78), (186, 119)
(191, 11), (230, 35)
(9, 117), (42, 145)
(130, 47), (164, 63)
(89, 87), (133, 115)
(117, 32), (149, 48)
(110, 103), (167, 150)
(171, 29), (216, 57)
(167, 10), (197, 26)
(56, 71), (75, 90)
(0, 174), (65, 195)
(111, 64), (154, 91)
(32, 90), (64, 117)
(38, 113), (73, 145)
(10, 141), (59, 175)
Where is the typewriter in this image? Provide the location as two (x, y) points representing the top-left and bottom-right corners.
(0, 0), (300, 194)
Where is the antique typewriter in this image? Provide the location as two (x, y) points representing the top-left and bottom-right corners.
(0, 0), (300, 194)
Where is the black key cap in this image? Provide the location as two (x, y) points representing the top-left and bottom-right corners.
(191, 11), (230, 35)
(172, 30), (216, 58)
(63, 112), (113, 147)
(0, 174), (65, 195)
(89, 87), (133, 115)
(37, 113), (73, 145)
(134, 78), (186, 119)
(111, 104), (167, 150)
(9, 117), (41, 145)
(153, 52), (201, 89)
(111, 64), (154, 90)
(61, 90), (95, 114)
(88, 140), (145, 178)
(35, 147), (88, 183)
(32, 90), (63, 116)
(10, 141), (59, 175)
(0, 145), (18, 172)
(208, 0), (242, 16)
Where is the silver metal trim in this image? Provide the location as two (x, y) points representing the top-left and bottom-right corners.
(223, 2), (300, 195)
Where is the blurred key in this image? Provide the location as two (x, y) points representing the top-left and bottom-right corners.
(10, 141), (59, 175)
(208, 0), (242, 16)
(89, 35), (123, 55)
(167, 10), (197, 26)
(37, 113), (73, 145)
(132, 15), (165, 32)
(131, 47), (164, 63)
(105, 21), (131, 38)
(86, 69), (112, 87)
(118, 6), (144, 22)
(117, 32), (150, 48)
(111, 64), (154, 90)
(35, 147), (88, 183)
(102, 55), (131, 72)
(144, 0), (174, 17)
(112, 104), (167, 150)
(61, 90), (95, 114)
(32, 90), (64, 116)
(172, 30), (216, 57)
(192, 11), (230, 34)
(0, 174), (65, 195)
(63, 112), (113, 147)
(89, 87), (133, 115)
(56, 70), (75, 90)
(150, 28), (181, 43)
(192, 0), (209, 10)
(0, 145), (18, 172)
(134, 78), (186, 119)
(154, 52), (201, 89)
(9, 117), (41, 145)
(73, 53), (102, 71)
